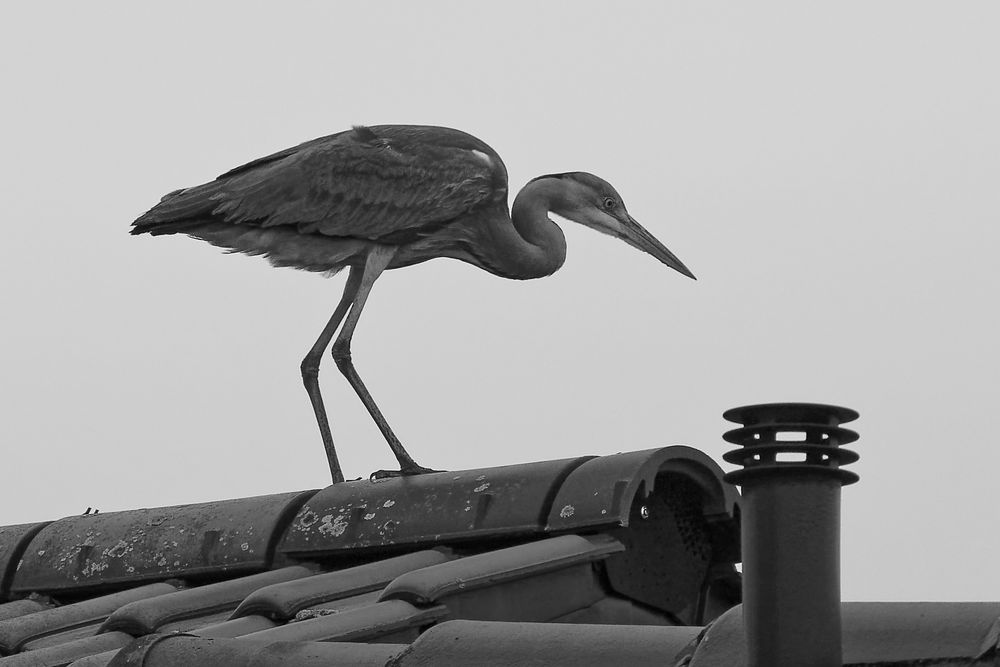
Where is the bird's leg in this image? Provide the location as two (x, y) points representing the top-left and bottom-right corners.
(331, 246), (437, 478)
(301, 267), (364, 484)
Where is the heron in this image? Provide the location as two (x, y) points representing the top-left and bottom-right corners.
(132, 124), (695, 483)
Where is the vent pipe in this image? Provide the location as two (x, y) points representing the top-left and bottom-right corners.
(723, 402), (859, 667)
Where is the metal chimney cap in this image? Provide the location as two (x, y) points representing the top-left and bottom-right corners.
(723, 402), (859, 427)
(722, 402), (860, 487)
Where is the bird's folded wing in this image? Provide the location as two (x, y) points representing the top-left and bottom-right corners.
(133, 129), (499, 245)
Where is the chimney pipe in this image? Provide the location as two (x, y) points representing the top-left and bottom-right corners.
(722, 402), (859, 667)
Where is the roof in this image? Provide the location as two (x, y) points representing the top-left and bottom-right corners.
(0, 447), (742, 666)
(3, 445), (994, 666)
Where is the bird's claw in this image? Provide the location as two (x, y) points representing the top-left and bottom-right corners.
(370, 465), (441, 481)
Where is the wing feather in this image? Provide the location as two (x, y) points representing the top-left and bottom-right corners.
(132, 126), (505, 245)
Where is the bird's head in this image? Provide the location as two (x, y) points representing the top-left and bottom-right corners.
(540, 172), (695, 280)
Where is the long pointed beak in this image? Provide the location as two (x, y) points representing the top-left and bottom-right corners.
(619, 215), (696, 280)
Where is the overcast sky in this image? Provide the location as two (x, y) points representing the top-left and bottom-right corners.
(2, 2), (998, 601)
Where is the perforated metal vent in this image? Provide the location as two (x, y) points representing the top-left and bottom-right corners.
(604, 473), (712, 623)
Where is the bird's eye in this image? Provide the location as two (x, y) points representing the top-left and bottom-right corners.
(602, 196), (616, 210)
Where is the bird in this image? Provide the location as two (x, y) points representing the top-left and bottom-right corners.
(132, 124), (695, 484)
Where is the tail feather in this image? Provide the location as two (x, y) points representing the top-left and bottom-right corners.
(131, 181), (225, 235)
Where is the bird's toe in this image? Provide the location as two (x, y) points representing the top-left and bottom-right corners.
(369, 465), (442, 481)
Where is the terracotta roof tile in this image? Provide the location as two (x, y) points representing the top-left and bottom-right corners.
(395, 620), (700, 666)
(101, 635), (407, 667)
(296, 589), (380, 615)
(240, 599), (447, 644)
(98, 565), (312, 636)
(280, 456), (593, 557)
(20, 622), (104, 651)
(0, 583), (177, 654)
(190, 613), (277, 638)
(0, 601), (49, 624)
(1, 631), (132, 667)
(0, 523), (49, 598)
(379, 534), (622, 622)
(551, 595), (678, 625)
(12, 492), (314, 595)
(545, 446), (738, 531)
(684, 601), (1000, 667)
(381, 534), (621, 604)
(62, 651), (117, 667)
(231, 549), (449, 621)
(153, 607), (234, 634)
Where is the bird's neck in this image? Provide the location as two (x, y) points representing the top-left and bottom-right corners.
(491, 178), (567, 280)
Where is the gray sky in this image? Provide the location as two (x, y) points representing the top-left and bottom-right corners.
(2, 2), (998, 601)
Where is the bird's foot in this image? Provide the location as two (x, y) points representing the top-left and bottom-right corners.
(370, 464), (442, 481)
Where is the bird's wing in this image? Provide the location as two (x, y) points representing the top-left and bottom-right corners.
(133, 126), (504, 244)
